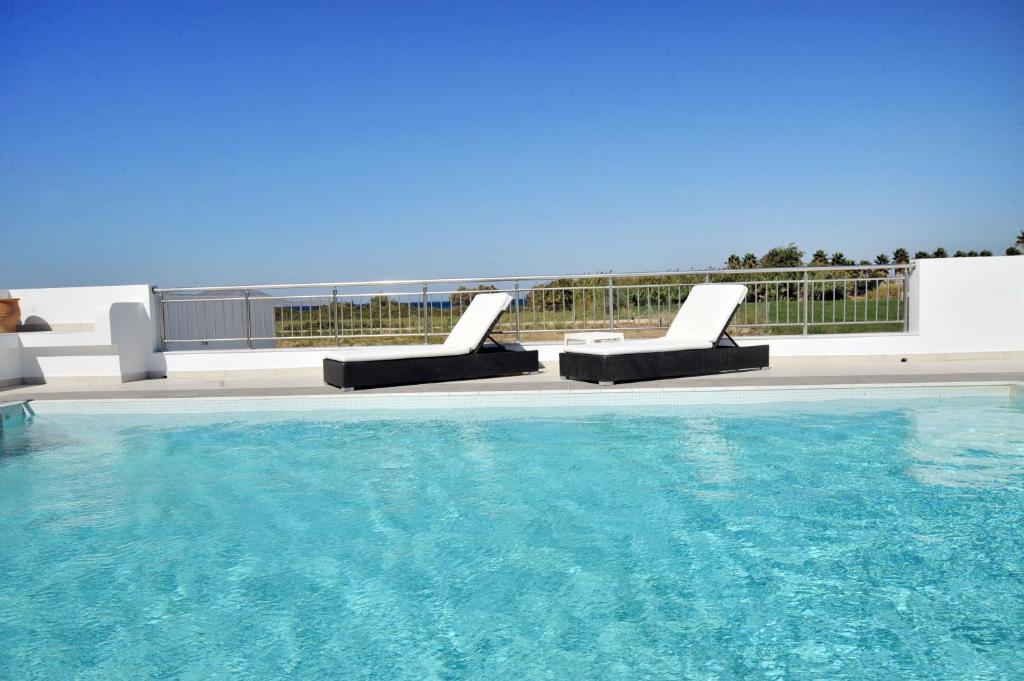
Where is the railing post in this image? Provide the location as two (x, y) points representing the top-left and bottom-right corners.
(422, 283), (429, 344)
(902, 267), (911, 332)
(332, 287), (339, 347)
(156, 289), (168, 351)
(802, 270), (809, 336)
(513, 281), (521, 342)
(243, 289), (253, 349)
(607, 277), (614, 331)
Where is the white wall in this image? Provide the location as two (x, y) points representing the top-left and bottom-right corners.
(163, 347), (333, 377)
(0, 290), (20, 385)
(914, 256), (1023, 353)
(0, 334), (20, 387)
(18, 301), (155, 383)
(9, 284), (155, 329)
(110, 302), (157, 379)
(2, 285), (163, 384)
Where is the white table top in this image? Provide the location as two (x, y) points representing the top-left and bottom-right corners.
(563, 331), (625, 346)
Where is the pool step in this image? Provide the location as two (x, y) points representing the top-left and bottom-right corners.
(0, 401), (29, 434)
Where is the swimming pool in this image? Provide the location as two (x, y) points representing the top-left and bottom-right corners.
(1, 386), (1022, 678)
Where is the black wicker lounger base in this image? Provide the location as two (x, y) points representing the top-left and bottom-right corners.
(558, 344), (769, 385)
(324, 347), (540, 391)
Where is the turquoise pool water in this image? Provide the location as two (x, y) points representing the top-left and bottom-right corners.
(1, 393), (1023, 679)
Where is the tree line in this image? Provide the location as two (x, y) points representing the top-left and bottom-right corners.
(276, 231), (1023, 324)
(728, 229), (1023, 269)
(452, 230), (1024, 310)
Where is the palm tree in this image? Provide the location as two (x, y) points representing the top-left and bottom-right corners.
(914, 250), (930, 259)
(892, 248), (909, 264)
(979, 250), (992, 256)
(726, 254), (741, 269)
(874, 254), (890, 265)
(741, 253), (758, 269)
(932, 247), (948, 258)
(760, 244), (804, 268)
(810, 249), (829, 266)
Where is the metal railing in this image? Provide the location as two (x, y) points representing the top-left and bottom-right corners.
(153, 264), (914, 349)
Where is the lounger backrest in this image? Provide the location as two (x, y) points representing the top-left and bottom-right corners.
(443, 292), (513, 350)
(665, 284), (747, 343)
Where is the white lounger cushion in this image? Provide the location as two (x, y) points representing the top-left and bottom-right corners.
(665, 284), (747, 343)
(562, 284), (746, 357)
(563, 338), (712, 356)
(326, 291), (512, 363)
(442, 292), (512, 349)
(326, 344), (469, 363)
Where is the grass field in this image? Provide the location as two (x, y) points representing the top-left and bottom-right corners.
(273, 295), (905, 347)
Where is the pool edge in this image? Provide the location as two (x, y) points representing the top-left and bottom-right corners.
(19, 381), (1020, 415)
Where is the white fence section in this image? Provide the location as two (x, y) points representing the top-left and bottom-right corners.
(154, 264), (913, 349)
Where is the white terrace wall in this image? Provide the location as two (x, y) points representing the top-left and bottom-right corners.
(0, 289), (18, 386)
(914, 256), (1024, 352)
(1, 257), (1021, 383)
(0, 334), (19, 387)
(10, 285), (156, 331)
(0, 285), (162, 384)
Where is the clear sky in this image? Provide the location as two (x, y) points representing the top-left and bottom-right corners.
(2, 1), (1022, 288)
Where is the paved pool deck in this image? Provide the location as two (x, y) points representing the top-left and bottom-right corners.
(1, 357), (1023, 401)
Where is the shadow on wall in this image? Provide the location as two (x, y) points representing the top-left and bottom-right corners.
(18, 316), (52, 332)
(17, 302), (167, 383)
(111, 301), (166, 380)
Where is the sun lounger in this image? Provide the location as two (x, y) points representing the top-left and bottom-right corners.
(558, 284), (769, 384)
(324, 292), (538, 390)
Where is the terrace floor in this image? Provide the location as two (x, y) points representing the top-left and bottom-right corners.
(2, 357), (1023, 401)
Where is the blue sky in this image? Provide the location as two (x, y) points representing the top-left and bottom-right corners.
(2, 1), (1022, 287)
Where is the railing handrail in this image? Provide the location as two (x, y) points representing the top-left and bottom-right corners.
(153, 263), (914, 293)
(157, 263), (913, 348)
